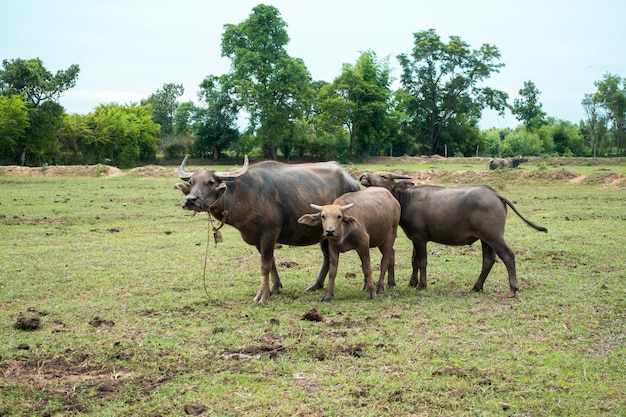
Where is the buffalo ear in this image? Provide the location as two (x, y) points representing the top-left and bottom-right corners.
(298, 213), (321, 227)
(175, 183), (191, 195)
(343, 216), (360, 227)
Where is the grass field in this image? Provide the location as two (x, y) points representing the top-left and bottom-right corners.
(1, 157), (624, 416)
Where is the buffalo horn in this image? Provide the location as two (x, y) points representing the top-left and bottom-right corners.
(178, 156), (194, 180)
(214, 155), (249, 180)
(391, 173), (412, 180)
(310, 204), (323, 212)
(341, 203), (354, 211)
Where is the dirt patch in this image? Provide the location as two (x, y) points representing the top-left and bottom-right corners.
(127, 165), (177, 177)
(0, 164), (124, 178)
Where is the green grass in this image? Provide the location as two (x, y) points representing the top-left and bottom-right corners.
(1, 159), (624, 416)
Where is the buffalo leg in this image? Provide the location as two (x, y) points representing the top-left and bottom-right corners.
(270, 257), (282, 294)
(357, 247), (377, 300)
(321, 248), (340, 302)
(490, 241), (518, 297)
(410, 241), (428, 290)
(472, 241), (496, 293)
(305, 240), (330, 292)
(377, 243), (395, 294)
(254, 243), (275, 303)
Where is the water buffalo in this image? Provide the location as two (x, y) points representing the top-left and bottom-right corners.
(359, 172), (547, 297)
(297, 187), (400, 301)
(176, 156), (360, 302)
(488, 156), (528, 170)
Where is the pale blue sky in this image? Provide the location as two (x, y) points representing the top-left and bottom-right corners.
(2, 0), (624, 128)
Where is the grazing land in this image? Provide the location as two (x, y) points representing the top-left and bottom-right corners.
(0, 157), (624, 416)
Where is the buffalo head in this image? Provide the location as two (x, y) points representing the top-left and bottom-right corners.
(298, 203), (357, 244)
(175, 156), (249, 212)
(359, 172), (414, 197)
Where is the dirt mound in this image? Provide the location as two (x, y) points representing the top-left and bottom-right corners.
(127, 165), (176, 177)
(0, 165), (123, 178)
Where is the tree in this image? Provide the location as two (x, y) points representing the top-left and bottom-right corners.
(397, 29), (508, 155)
(0, 58), (80, 106)
(0, 58), (80, 165)
(57, 113), (93, 164)
(221, 4), (313, 159)
(141, 83), (184, 137)
(87, 103), (160, 167)
(0, 95), (29, 163)
(581, 93), (609, 157)
(191, 75), (240, 159)
(592, 73), (626, 155)
(317, 51), (392, 157)
(511, 81), (546, 131)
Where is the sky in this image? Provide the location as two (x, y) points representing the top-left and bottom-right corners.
(2, 0), (625, 129)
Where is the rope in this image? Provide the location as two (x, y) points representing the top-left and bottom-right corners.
(202, 216), (213, 300)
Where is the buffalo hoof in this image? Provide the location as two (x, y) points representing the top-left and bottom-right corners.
(416, 283), (427, 291)
(254, 290), (271, 303)
(507, 290), (517, 298)
(305, 281), (324, 292)
(376, 285), (385, 295)
(366, 295), (378, 301)
(472, 285), (484, 292)
(320, 297), (332, 302)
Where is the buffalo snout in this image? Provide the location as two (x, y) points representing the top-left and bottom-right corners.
(324, 228), (338, 237)
(183, 195), (204, 210)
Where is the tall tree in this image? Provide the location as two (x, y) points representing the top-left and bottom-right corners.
(141, 83), (184, 137)
(592, 73), (626, 155)
(0, 58), (80, 106)
(511, 80), (546, 131)
(581, 93), (609, 157)
(221, 4), (313, 159)
(318, 51), (392, 157)
(0, 58), (80, 165)
(397, 29), (508, 155)
(192, 75), (240, 159)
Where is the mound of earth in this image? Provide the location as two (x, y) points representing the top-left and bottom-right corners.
(0, 165), (124, 178)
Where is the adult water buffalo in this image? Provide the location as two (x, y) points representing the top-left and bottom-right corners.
(297, 187), (400, 301)
(359, 172), (547, 297)
(176, 156), (360, 302)
(488, 156), (528, 170)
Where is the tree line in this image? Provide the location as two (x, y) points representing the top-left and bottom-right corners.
(1, 4), (624, 167)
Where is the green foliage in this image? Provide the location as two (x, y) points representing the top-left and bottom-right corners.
(537, 119), (583, 156)
(317, 51), (393, 157)
(0, 94), (29, 162)
(221, 4), (313, 159)
(0, 58), (79, 106)
(0, 58), (80, 165)
(87, 103), (160, 167)
(510, 80), (546, 131)
(190, 75), (240, 159)
(501, 127), (543, 156)
(141, 83), (184, 137)
(397, 29), (508, 155)
(590, 73), (626, 155)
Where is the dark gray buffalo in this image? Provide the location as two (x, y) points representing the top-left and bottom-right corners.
(176, 156), (360, 302)
(488, 156), (528, 170)
(297, 187), (400, 301)
(359, 172), (547, 297)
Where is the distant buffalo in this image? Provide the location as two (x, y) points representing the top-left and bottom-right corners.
(488, 156), (528, 170)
